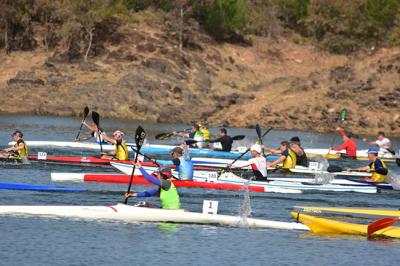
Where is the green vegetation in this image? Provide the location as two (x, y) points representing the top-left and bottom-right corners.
(1, 0), (399, 57)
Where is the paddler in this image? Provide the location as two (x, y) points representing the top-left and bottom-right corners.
(266, 141), (297, 169)
(125, 162), (181, 210)
(347, 147), (388, 182)
(173, 124), (204, 148)
(199, 123), (211, 148)
(289, 136), (309, 167)
(75, 121), (107, 143)
(99, 130), (128, 160)
(170, 146), (194, 180)
(0, 130), (28, 159)
(362, 131), (393, 157)
(228, 144), (267, 181)
(331, 127), (357, 158)
(209, 128), (233, 152)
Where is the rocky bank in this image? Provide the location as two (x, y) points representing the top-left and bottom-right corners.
(0, 12), (399, 136)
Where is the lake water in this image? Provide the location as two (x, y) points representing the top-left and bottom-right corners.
(0, 115), (399, 266)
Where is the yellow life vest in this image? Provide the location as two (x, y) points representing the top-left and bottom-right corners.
(283, 148), (297, 169)
(114, 139), (128, 161)
(9, 140), (28, 159)
(370, 159), (388, 183)
(200, 128), (210, 146)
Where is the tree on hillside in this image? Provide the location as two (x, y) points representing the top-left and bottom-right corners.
(0, 0), (16, 54)
(61, 0), (126, 61)
(203, 0), (247, 41)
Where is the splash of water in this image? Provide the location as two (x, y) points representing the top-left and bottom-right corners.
(385, 173), (400, 190)
(238, 173), (252, 227)
(310, 155), (333, 184)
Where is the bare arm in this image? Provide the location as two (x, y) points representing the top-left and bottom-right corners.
(268, 156), (285, 168)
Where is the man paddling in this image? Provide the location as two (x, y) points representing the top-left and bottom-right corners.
(209, 128), (233, 152)
(173, 124), (204, 148)
(331, 127), (357, 158)
(125, 162), (181, 210)
(266, 141), (297, 169)
(99, 130), (128, 160)
(289, 136), (309, 167)
(347, 147), (388, 182)
(75, 121), (107, 143)
(228, 144), (267, 181)
(363, 131), (393, 157)
(199, 123), (211, 148)
(0, 130), (28, 160)
(170, 146), (194, 180)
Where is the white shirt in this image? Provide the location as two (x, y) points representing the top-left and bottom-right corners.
(232, 156), (267, 177)
(375, 138), (391, 153)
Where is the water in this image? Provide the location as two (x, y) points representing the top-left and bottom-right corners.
(1, 115), (400, 266)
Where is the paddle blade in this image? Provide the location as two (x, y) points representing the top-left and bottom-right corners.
(232, 135), (246, 141)
(135, 126), (146, 150)
(339, 109), (347, 121)
(368, 217), (400, 236)
(185, 139), (197, 145)
(92, 111), (100, 127)
(83, 106), (89, 118)
(256, 124), (262, 140)
(155, 132), (172, 140)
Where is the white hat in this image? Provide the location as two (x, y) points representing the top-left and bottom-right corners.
(250, 144), (262, 154)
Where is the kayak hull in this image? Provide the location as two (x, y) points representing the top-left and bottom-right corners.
(0, 182), (85, 192)
(0, 204), (309, 230)
(291, 212), (400, 238)
(294, 206), (400, 218)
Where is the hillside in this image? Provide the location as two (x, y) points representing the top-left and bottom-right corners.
(0, 12), (399, 136)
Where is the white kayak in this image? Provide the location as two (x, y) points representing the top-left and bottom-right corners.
(0, 203), (309, 230)
(111, 163), (377, 194)
(304, 148), (397, 159)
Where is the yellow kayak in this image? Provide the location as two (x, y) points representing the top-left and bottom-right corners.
(291, 212), (400, 238)
(294, 206), (400, 218)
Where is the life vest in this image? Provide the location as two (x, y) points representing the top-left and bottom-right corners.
(200, 128), (210, 146)
(283, 148), (297, 169)
(114, 139), (128, 160)
(177, 156), (194, 180)
(9, 139), (28, 159)
(159, 181), (181, 209)
(369, 159), (388, 183)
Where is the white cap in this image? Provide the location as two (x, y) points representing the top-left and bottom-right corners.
(250, 144), (262, 154)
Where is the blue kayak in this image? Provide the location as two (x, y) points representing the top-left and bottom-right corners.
(0, 182), (86, 192)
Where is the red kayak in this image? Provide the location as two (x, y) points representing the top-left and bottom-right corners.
(51, 173), (266, 193)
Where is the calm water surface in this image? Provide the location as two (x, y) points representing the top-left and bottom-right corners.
(0, 115), (400, 266)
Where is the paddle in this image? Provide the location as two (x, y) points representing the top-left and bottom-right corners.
(91, 111), (103, 153)
(218, 127), (273, 176)
(155, 128), (192, 140)
(367, 217), (400, 236)
(129, 146), (160, 167)
(125, 126), (146, 204)
(185, 135), (246, 146)
(327, 109), (347, 157)
(256, 124), (265, 154)
(75, 106), (89, 141)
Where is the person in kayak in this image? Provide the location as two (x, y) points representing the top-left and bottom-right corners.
(170, 146), (194, 180)
(209, 128), (233, 152)
(173, 124), (204, 148)
(289, 136), (309, 167)
(266, 141), (297, 169)
(99, 130), (128, 160)
(199, 123), (210, 148)
(75, 121), (107, 143)
(347, 147), (388, 182)
(0, 130), (29, 159)
(125, 162), (181, 210)
(362, 131), (393, 157)
(228, 144), (267, 181)
(331, 127), (357, 158)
